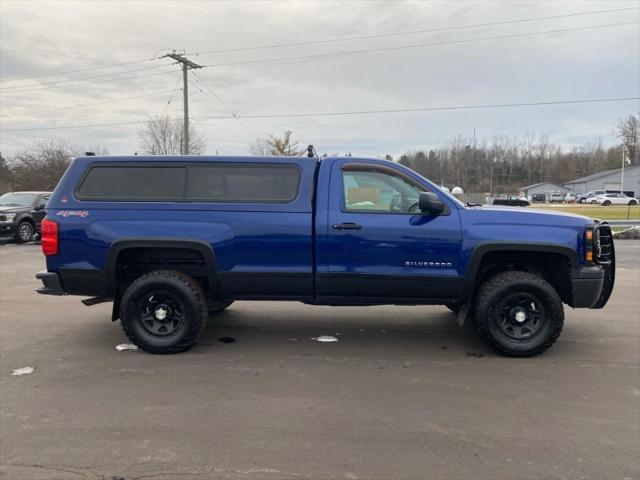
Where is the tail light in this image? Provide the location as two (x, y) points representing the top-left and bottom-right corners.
(41, 219), (58, 256)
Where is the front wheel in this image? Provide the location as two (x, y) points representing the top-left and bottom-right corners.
(629, 200), (637, 206)
(472, 271), (564, 357)
(120, 270), (208, 354)
(602, 201), (611, 206)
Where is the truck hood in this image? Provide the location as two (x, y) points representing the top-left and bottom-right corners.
(464, 205), (594, 227)
(0, 205), (31, 214)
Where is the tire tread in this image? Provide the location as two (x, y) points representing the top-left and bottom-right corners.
(120, 269), (207, 354)
(473, 271), (564, 357)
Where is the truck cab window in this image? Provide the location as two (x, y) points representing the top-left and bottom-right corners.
(342, 169), (424, 213)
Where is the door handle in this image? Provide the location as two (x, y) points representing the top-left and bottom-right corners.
(333, 222), (362, 230)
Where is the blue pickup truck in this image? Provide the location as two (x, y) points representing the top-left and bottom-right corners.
(36, 155), (615, 356)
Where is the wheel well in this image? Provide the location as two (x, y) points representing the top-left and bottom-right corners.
(114, 247), (212, 295)
(474, 251), (572, 304)
(18, 217), (34, 226)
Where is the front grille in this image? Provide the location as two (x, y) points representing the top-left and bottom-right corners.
(594, 224), (613, 265)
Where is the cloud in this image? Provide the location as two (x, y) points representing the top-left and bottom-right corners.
(0, 0), (638, 157)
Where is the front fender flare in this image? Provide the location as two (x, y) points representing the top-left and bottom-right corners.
(460, 242), (579, 302)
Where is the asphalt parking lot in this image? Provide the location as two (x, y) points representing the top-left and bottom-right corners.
(1, 241), (639, 480)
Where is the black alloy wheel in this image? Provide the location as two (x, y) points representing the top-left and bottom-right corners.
(137, 290), (186, 337)
(494, 292), (545, 341)
(472, 271), (564, 357)
(120, 270), (207, 354)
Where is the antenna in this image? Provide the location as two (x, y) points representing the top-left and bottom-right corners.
(307, 145), (319, 159)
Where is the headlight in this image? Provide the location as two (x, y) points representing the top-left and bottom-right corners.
(1, 213), (16, 223)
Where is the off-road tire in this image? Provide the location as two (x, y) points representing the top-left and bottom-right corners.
(14, 221), (34, 243)
(208, 300), (234, 313)
(472, 271), (564, 357)
(120, 270), (208, 354)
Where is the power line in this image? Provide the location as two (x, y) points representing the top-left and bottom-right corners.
(0, 88), (178, 117)
(2, 6), (633, 86)
(1, 119), (148, 132)
(0, 63), (172, 93)
(201, 97), (639, 120)
(2, 20), (633, 98)
(159, 77), (184, 117)
(193, 7), (639, 56)
(0, 58), (157, 84)
(0, 68), (179, 96)
(2, 96), (636, 133)
(198, 22), (638, 69)
(190, 72), (263, 137)
(0, 65), (174, 96)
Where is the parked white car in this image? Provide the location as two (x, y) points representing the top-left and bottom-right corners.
(549, 192), (565, 203)
(593, 193), (639, 206)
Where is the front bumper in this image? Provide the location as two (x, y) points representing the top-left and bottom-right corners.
(571, 266), (605, 308)
(0, 223), (17, 238)
(35, 271), (65, 295)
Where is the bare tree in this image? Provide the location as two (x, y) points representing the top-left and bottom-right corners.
(248, 130), (303, 156)
(0, 154), (12, 193)
(248, 137), (272, 156)
(615, 114), (639, 164)
(9, 139), (79, 191)
(137, 115), (206, 155)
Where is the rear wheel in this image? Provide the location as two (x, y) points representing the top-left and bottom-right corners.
(14, 221), (34, 243)
(472, 271), (564, 357)
(629, 200), (637, 206)
(120, 270), (207, 354)
(602, 200), (611, 206)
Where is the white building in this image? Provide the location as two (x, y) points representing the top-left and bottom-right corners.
(563, 165), (640, 196)
(519, 182), (568, 199)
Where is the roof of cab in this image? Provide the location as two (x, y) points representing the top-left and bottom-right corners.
(73, 155), (318, 163)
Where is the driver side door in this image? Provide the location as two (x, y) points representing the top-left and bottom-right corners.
(324, 160), (463, 300)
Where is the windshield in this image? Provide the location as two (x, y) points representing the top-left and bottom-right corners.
(0, 193), (38, 207)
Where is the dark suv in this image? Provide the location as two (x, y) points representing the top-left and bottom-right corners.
(0, 191), (51, 243)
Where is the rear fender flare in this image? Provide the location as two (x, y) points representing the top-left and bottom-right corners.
(105, 238), (218, 297)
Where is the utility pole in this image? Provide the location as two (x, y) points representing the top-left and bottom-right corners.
(161, 52), (202, 155)
(621, 144), (626, 194)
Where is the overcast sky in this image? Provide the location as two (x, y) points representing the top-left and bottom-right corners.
(0, 0), (638, 158)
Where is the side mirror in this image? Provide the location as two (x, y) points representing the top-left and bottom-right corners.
(33, 204), (45, 211)
(418, 192), (445, 214)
